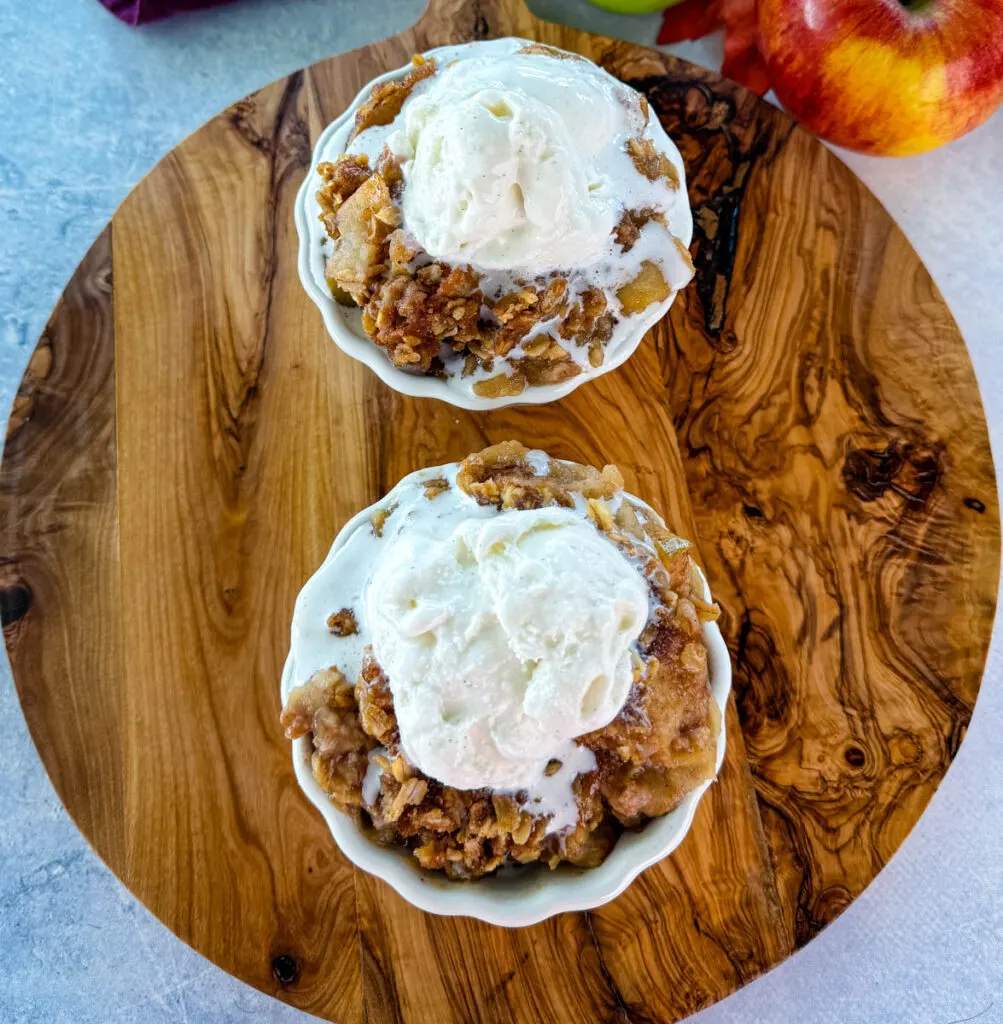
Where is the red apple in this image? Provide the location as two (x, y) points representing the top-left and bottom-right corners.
(758, 0), (1003, 156)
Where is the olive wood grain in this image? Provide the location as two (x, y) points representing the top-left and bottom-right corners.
(1, 0), (997, 1020)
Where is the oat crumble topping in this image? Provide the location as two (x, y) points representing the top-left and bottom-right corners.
(326, 608), (358, 637)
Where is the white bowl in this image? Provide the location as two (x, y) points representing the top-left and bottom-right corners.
(280, 467), (731, 927)
(294, 38), (694, 411)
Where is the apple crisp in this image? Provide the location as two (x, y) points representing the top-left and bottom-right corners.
(311, 43), (694, 398)
(281, 442), (721, 879)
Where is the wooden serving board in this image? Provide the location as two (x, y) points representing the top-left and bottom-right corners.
(2, 0), (998, 1020)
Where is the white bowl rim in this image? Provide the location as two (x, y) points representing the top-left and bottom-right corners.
(294, 37), (694, 411)
(280, 459), (732, 927)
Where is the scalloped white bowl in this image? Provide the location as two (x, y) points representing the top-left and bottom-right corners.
(294, 38), (694, 411)
(281, 466), (731, 927)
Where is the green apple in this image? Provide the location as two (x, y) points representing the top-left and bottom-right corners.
(585, 0), (687, 15)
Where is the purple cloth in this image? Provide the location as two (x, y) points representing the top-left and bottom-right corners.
(99, 0), (235, 25)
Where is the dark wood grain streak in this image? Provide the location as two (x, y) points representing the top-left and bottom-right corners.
(0, 0), (997, 1021)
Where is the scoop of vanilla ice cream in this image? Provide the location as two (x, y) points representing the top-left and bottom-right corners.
(386, 54), (637, 273)
(364, 505), (650, 792)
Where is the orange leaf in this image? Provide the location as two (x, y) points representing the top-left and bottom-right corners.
(657, 0), (723, 44)
(722, 46), (772, 95)
(722, 0), (771, 95)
